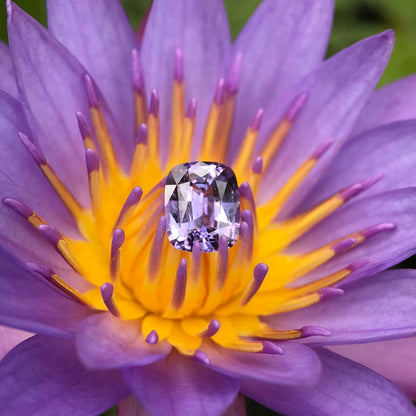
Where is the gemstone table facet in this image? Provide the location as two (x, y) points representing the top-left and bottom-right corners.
(164, 161), (240, 252)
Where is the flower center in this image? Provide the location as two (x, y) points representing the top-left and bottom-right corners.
(4, 48), (396, 356)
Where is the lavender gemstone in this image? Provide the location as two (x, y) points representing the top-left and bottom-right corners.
(165, 161), (240, 252)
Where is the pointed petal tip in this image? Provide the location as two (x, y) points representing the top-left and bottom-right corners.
(262, 341), (284, 355)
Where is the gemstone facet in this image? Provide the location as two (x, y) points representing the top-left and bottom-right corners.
(165, 161), (240, 252)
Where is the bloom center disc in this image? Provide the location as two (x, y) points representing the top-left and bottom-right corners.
(165, 161), (240, 252)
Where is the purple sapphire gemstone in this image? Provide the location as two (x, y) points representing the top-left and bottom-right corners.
(164, 161), (240, 253)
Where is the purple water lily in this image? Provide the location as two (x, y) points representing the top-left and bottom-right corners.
(0, 0), (416, 415)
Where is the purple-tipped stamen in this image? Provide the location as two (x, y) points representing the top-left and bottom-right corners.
(171, 258), (187, 310)
(38, 224), (62, 246)
(174, 47), (184, 83)
(241, 263), (269, 306)
(193, 350), (210, 365)
(148, 216), (167, 279)
(83, 73), (99, 109)
(250, 108), (264, 132)
(252, 156), (263, 175)
(347, 259), (370, 272)
(100, 282), (120, 317)
(239, 182), (256, 213)
(114, 186), (143, 229)
(149, 89), (159, 117)
(310, 139), (335, 160)
(131, 48), (144, 93)
(3, 197), (33, 219)
(186, 98), (197, 119)
(76, 112), (93, 142)
(331, 237), (357, 254)
(361, 222), (396, 239)
(145, 330), (159, 345)
(226, 52), (243, 95)
(26, 262), (54, 281)
(241, 209), (254, 258)
(136, 123), (148, 146)
(319, 287), (344, 301)
(110, 228), (125, 280)
(301, 325), (331, 337)
(85, 148), (100, 173)
(286, 92), (308, 123)
(214, 78), (225, 106)
(200, 319), (221, 338)
(262, 341), (284, 355)
(340, 174), (383, 202)
(18, 132), (47, 166)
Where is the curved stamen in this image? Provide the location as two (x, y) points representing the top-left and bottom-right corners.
(100, 282), (120, 317)
(110, 228), (125, 281)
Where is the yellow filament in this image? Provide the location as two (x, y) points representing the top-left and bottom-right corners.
(200, 103), (222, 160)
(40, 164), (83, 219)
(90, 107), (119, 177)
(232, 127), (259, 177)
(257, 157), (318, 229)
(261, 119), (292, 170)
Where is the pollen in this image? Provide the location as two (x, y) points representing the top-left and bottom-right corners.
(4, 48), (396, 358)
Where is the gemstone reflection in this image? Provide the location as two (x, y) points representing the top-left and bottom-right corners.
(164, 161), (240, 252)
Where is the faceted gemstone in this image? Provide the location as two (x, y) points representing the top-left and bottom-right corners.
(164, 161), (240, 252)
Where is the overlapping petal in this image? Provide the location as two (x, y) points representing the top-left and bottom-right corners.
(0, 325), (30, 362)
(47, 0), (138, 168)
(0, 42), (17, 99)
(266, 269), (416, 345)
(0, 335), (128, 416)
(353, 74), (416, 135)
(299, 120), (416, 210)
(228, 0), (334, 157)
(241, 349), (416, 416)
(259, 31), (394, 210)
(202, 341), (321, 386)
(0, 245), (91, 335)
(76, 313), (171, 369)
(330, 337), (416, 400)
(123, 351), (240, 416)
(7, 2), (114, 207)
(141, 0), (231, 157)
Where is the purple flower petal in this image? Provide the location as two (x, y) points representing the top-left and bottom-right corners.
(123, 351), (240, 416)
(140, 0), (231, 159)
(0, 93), (86, 290)
(241, 348), (416, 416)
(0, 335), (129, 415)
(76, 313), (171, 369)
(288, 188), (416, 285)
(202, 341), (321, 386)
(0, 245), (91, 335)
(353, 74), (416, 136)
(0, 42), (17, 99)
(266, 269), (416, 345)
(0, 325), (30, 362)
(259, 31), (394, 211)
(298, 120), (416, 211)
(117, 395), (152, 416)
(7, 2), (93, 207)
(330, 337), (416, 400)
(228, 0), (334, 158)
(47, 0), (138, 169)
(222, 394), (247, 416)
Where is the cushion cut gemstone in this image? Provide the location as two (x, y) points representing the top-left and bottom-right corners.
(164, 161), (240, 252)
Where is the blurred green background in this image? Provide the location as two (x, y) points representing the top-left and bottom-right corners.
(1, 1), (415, 415)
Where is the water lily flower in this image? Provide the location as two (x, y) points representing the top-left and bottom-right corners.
(1, 0), (416, 415)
